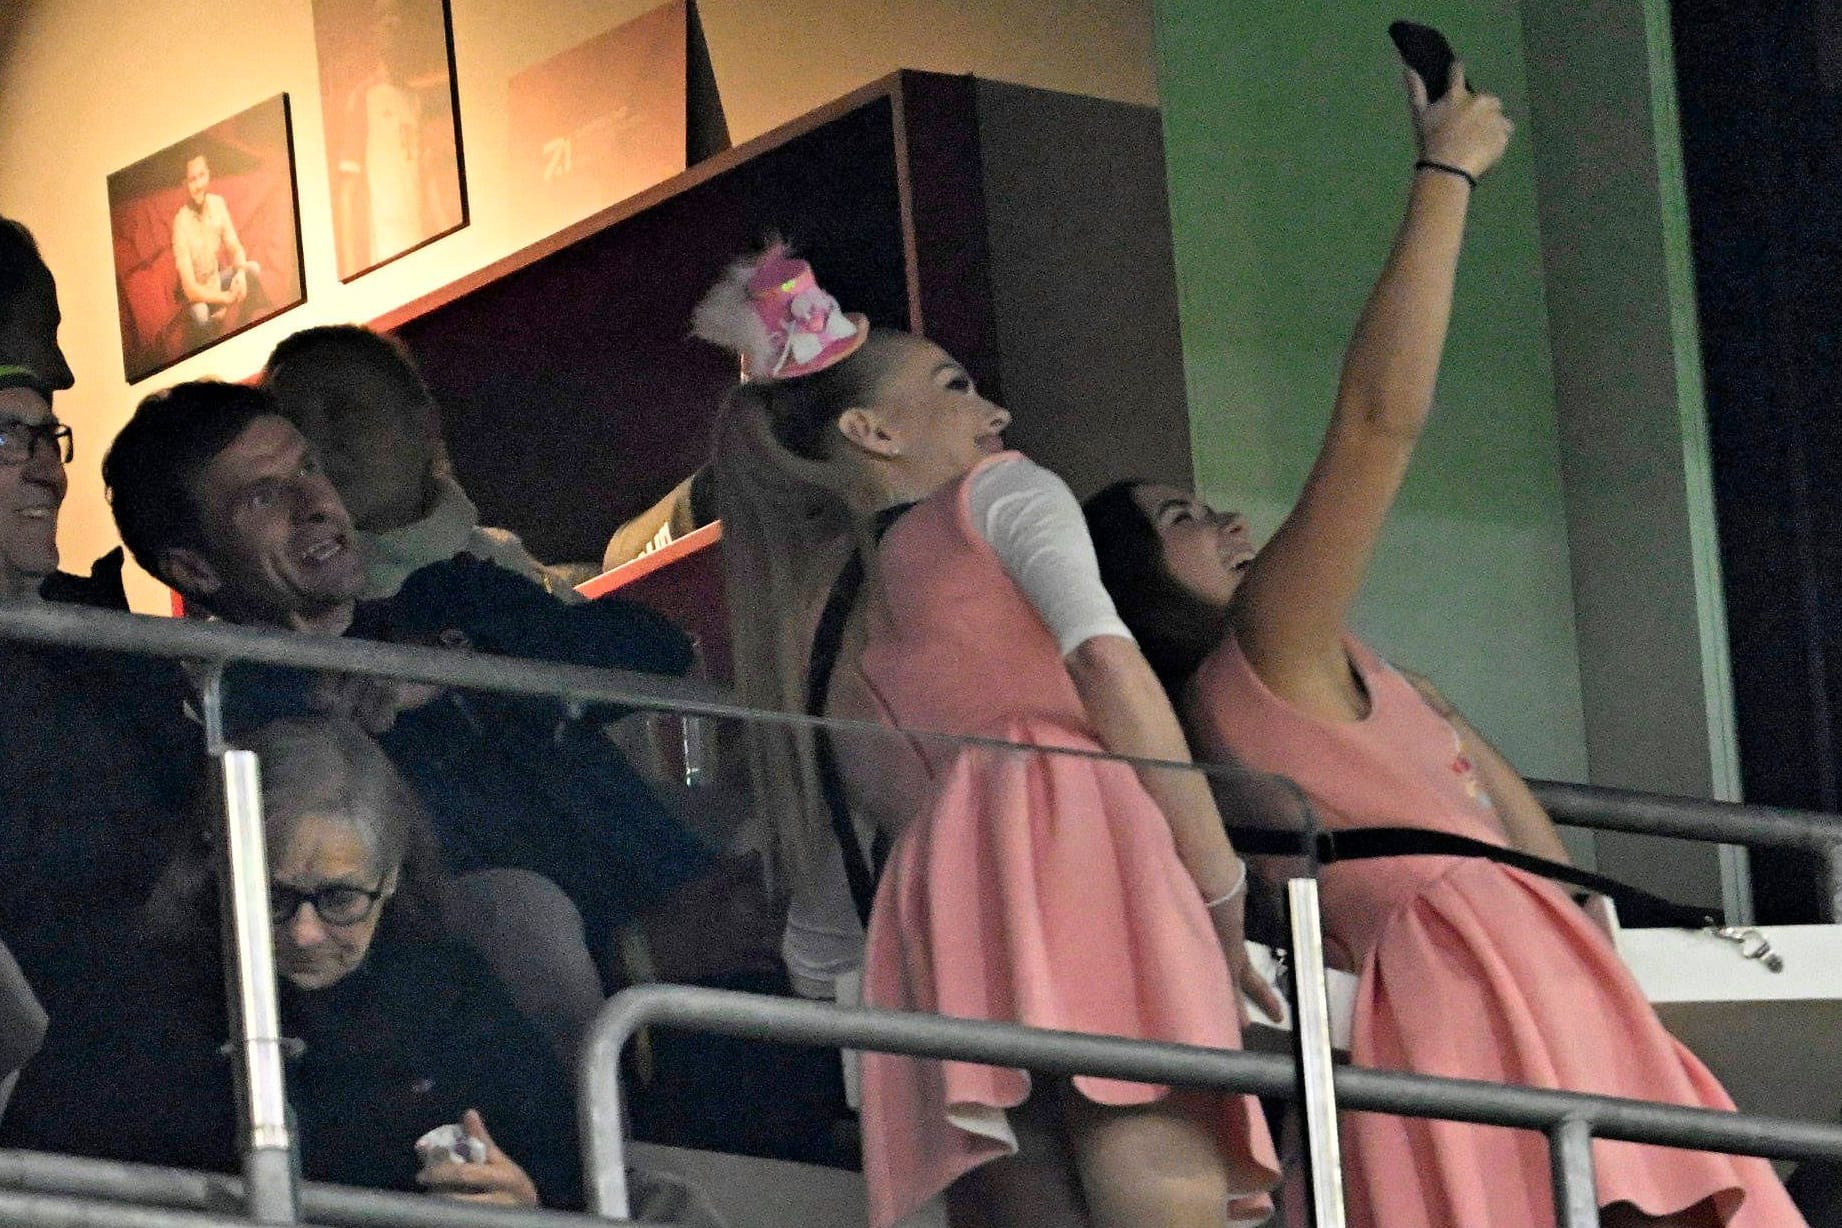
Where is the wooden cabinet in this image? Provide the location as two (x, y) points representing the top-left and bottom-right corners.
(375, 70), (1191, 674)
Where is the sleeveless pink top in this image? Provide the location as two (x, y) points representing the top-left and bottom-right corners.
(1186, 634), (1507, 967)
(1188, 632), (1806, 1228)
(856, 457), (1092, 751)
(1189, 634), (1499, 837)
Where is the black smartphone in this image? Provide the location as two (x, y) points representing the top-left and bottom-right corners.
(1388, 20), (1458, 101)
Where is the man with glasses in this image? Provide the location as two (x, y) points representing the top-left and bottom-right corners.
(0, 366), (70, 604)
(0, 364), (60, 1118)
(0, 365), (202, 1092)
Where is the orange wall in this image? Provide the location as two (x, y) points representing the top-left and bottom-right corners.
(0, 0), (1154, 609)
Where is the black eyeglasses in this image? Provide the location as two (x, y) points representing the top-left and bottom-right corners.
(0, 418), (73, 466)
(269, 880), (389, 928)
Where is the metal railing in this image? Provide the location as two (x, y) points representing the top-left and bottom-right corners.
(579, 985), (1842, 1225)
(5, 602), (1838, 867)
(0, 1148), (670, 1228)
(4, 601), (1842, 1228)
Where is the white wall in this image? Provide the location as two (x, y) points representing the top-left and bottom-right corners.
(0, 0), (1156, 610)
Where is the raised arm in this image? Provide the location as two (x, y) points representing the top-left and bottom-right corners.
(1231, 67), (1512, 719)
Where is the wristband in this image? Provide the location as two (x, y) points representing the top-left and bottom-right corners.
(1415, 159), (1479, 190)
(1203, 860), (1249, 910)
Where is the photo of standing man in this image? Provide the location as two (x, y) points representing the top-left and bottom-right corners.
(317, 0), (467, 280)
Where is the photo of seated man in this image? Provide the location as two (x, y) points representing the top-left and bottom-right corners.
(105, 95), (304, 382)
(172, 153), (266, 343)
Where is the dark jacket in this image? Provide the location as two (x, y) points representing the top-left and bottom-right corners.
(0, 925), (583, 1208)
(222, 555), (710, 940)
(0, 550), (202, 997)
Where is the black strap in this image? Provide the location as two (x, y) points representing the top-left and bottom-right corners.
(808, 550), (877, 927)
(1226, 824), (1719, 930)
(806, 504), (915, 927)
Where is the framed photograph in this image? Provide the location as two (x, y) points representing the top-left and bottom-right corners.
(312, 0), (467, 281)
(507, 0), (689, 232)
(107, 95), (307, 384)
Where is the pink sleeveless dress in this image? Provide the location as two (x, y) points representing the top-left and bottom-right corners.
(849, 454), (1279, 1228)
(1188, 633), (1805, 1227)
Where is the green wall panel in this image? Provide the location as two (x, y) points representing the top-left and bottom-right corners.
(1153, 0), (1588, 780)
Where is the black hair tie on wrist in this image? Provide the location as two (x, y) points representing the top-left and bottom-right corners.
(1415, 159), (1479, 190)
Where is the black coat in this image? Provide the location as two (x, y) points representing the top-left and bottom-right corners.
(0, 551), (203, 1001)
(0, 925), (583, 1209)
(222, 555), (711, 941)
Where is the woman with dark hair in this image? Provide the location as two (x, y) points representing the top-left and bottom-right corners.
(1081, 481), (1228, 694)
(1083, 67), (1801, 1228)
(0, 715), (580, 1210)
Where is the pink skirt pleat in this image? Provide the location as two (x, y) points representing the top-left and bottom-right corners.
(1332, 859), (1805, 1228)
(859, 721), (1280, 1228)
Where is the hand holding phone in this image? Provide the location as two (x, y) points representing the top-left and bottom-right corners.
(415, 1122), (488, 1167)
(1389, 20), (1458, 101)
(1389, 20), (1513, 183)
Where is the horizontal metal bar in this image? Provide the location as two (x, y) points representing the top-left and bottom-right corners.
(0, 1151), (660, 1228)
(1531, 778), (1841, 851)
(0, 604), (725, 719)
(0, 1187), (333, 1228)
(0, 606), (1262, 781)
(582, 986), (1842, 1177)
(6, 605), (1840, 856)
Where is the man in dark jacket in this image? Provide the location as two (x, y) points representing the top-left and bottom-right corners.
(0, 365), (200, 1077)
(100, 379), (715, 975)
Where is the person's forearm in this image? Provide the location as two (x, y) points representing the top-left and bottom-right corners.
(175, 264), (219, 305)
(1332, 170), (1470, 443)
(1066, 636), (1241, 899)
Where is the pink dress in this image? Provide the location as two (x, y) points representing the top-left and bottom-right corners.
(1188, 633), (1805, 1227)
(849, 454), (1280, 1228)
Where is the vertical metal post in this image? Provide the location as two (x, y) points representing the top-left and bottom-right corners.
(1821, 842), (1842, 925)
(1717, 844), (1754, 926)
(1549, 1116), (1600, 1228)
(1287, 877), (1346, 1228)
(205, 665), (297, 1224)
(579, 1019), (634, 1219)
(680, 716), (707, 788)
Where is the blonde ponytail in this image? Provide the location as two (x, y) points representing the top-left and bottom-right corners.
(711, 333), (895, 896)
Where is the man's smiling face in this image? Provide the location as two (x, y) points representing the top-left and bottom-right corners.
(177, 414), (365, 628)
(0, 384), (66, 600)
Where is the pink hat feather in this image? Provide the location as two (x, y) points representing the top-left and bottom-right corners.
(691, 242), (868, 381)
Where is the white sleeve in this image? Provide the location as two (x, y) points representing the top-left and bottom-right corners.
(968, 457), (1135, 656)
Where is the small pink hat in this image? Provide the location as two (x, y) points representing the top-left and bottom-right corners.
(692, 242), (868, 381)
